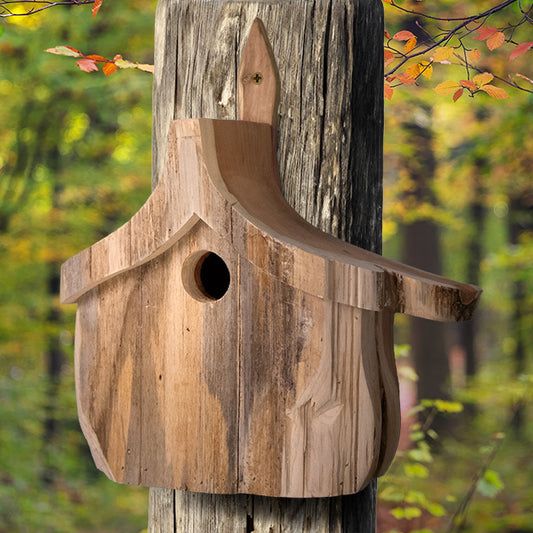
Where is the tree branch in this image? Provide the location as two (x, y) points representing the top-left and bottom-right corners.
(0, 0), (94, 17)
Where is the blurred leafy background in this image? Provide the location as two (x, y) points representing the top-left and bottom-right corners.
(0, 1), (531, 532)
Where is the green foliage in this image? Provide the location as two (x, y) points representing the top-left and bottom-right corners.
(0, 1), (154, 530)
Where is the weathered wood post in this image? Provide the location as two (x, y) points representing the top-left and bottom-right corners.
(150, 1), (384, 530)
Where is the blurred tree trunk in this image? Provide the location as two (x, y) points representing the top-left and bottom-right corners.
(456, 162), (486, 383)
(509, 191), (533, 435)
(149, 0), (384, 531)
(402, 108), (450, 405)
(42, 150), (66, 486)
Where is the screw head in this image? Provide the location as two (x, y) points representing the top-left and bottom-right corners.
(252, 72), (264, 84)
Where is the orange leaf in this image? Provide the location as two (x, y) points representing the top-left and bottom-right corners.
(103, 62), (117, 75)
(92, 0), (102, 17)
(76, 58), (98, 73)
(460, 79), (476, 91)
(405, 63), (421, 79)
(405, 37), (417, 54)
(398, 72), (417, 85)
(509, 41), (533, 62)
(86, 54), (107, 62)
(473, 26), (498, 41)
(487, 31), (505, 51)
(382, 0), (392, 4)
(45, 45), (82, 57)
(385, 30), (391, 40)
(384, 83), (394, 100)
(434, 80), (460, 95)
(393, 30), (416, 41)
(468, 49), (481, 63)
(473, 72), (494, 86)
(384, 49), (394, 66)
(479, 84), (509, 99)
(453, 88), (464, 102)
(432, 46), (454, 63)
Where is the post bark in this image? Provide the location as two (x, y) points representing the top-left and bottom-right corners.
(149, 0), (384, 531)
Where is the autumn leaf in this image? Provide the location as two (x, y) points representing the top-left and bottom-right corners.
(86, 54), (107, 62)
(114, 58), (154, 73)
(405, 37), (417, 54)
(473, 26), (498, 41)
(479, 84), (509, 99)
(509, 41), (533, 62)
(453, 88), (464, 102)
(103, 62), (117, 75)
(398, 72), (417, 85)
(486, 31), (505, 51)
(468, 49), (481, 63)
(384, 83), (393, 100)
(434, 80), (460, 95)
(384, 49), (394, 66)
(76, 58), (98, 73)
(432, 46), (454, 63)
(405, 63), (421, 79)
(460, 79), (476, 91)
(136, 64), (154, 73)
(473, 72), (494, 87)
(45, 46), (82, 58)
(92, 0), (102, 17)
(393, 30), (416, 41)
(419, 61), (433, 79)
(384, 30), (391, 40)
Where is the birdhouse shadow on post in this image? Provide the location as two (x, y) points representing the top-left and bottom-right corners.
(61, 2), (481, 531)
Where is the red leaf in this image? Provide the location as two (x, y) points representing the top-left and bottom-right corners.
(398, 72), (417, 85)
(384, 83), (393, 100)
(473, 26), (498, 41)
(103, 62), (117, 75)
(393, 30), (416, 41)
(86, 54), (107, 62)
(453, 88), (464, 102)
(92, 0), (102, 17)
(487, 31), (505, 51)
(76, 58), (98, 73)
(460, 79), (476, 91)
(509, 41), (533, 62)
(384, 49), (394, 66)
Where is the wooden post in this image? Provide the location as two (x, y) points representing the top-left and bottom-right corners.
(150, 0), (383, 531)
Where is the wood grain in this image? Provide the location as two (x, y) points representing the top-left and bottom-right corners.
(148, 1), (384, 528)
(151, 0), (383, 251)
(62, 118), (480, 497)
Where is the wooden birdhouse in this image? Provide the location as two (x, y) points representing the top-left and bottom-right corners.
(61, 20), (480, 498)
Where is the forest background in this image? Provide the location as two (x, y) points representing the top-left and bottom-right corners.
(0, 1), (531, 532)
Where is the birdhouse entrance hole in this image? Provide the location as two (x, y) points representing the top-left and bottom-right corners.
(182, 251), (230, 302)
